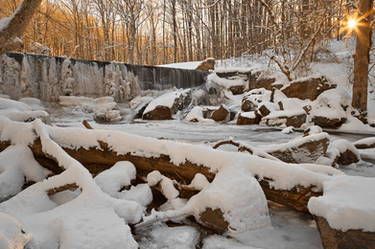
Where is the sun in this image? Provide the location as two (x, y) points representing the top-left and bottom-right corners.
(347, 18), (358, 29)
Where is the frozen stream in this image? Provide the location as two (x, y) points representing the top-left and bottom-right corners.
(46, 105), (375, 249)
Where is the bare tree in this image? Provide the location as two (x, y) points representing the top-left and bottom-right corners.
(0, 0), (42, 54)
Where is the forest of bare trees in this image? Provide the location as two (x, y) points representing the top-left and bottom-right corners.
(0, 0), (358, 66)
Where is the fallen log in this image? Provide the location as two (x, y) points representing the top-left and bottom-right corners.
(0, 138), (321, 213)
(257, 177), (321, 212)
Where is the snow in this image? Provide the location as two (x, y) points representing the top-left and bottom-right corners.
(188, 173), (210, 190)
(138, 224), (200, 249)
(0, 212), (32, 249)
(0, 119), (144, 249)
(207, 73), (246, 88)
(354, 137), (375, 147)
(188, 165), (270, 234)
(0, 145), (49, 201)
(95, 161), (136, 196)
(0, 17), (11, 33)
(0, 97), (31, 111)
(281, 126), (294, 134)
(241, 111), (257, 119)
(59, 96), (121, 122)
(308, 175), (375, 232)
(160, 177), (179, 200)
(185, 106), (212, 123)
(158, 61), (202, 70)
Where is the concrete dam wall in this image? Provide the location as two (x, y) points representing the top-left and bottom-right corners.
(0, 52), (208, 102)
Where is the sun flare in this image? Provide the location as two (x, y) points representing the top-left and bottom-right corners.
(347, 18), (358, 29)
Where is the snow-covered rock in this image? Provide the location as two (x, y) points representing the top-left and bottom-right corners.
(326, 139), (360, 166)
(196, 58), (215, 71)
(143, 89), (191, 120)
(308, 175), (375, 232)
(237, 111), (261, 125)
(281, 76), (336, 101)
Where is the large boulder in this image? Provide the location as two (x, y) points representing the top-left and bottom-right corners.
(229, 85), (245, 95)
(249, 76), (277, 91)
(309, 88), (351, 129)
(241, 98), (256, 112)
(143, 106), (172, 120)
(312, 116), (347, 129)
(281, 76), (336, 101)
(354, 137), (375, 149)
(142, 89), (191, 120)
(196, 58), (215, 71)
(266, 132), (330, 164)
(210, 105), (230, 122)
(260, 111), (307, 128)
(326, 139), (360, 166)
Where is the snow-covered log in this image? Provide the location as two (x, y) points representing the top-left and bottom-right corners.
(0, 119), (338, 214)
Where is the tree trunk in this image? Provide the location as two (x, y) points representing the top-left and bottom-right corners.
(0, 0), (43, 54)
(352, 0), (373, 114)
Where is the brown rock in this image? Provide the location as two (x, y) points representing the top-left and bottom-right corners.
(241, 98), (256, 112)
(198, 208), (229, 234)
(196, 58), (215, 71)
(286, 113), (307, 128)
(334, 149), (360, 166)
(249, 77), (276, 90)
(281, 76), (336, 101)
(143, 106), (172, 120)
(315, 216), (375, 249)
(211, 105), (229, 122)
(355, 140), (375, 149)
(312, 116), (347, 129)
(268, 133), (329, 163)
(229, 85), (245, 95)
(260, 111), (307, 128)
(258, 105), (271, 117)
(237, 112), (261, 125)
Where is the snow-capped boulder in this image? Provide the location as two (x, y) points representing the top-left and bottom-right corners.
(312, 116), (347, 129)
(185, 106), (204, 122)
(260, 110), (307, 128)
(237, 111), (261, 125)
(310, 88), (351, 129)
(130, 96), (154, 119)
(249, 76), (277, 91)
(281, 76), (336, 101)
(241, 98), (256, 112)
(229, 85), (245, 95)
(196, 58), (215, 71)
(326, 139), (360, 166)
(265, 132), (330, 163)
(354, 137), (375, 149)
(210, 105), (230, 122)
(143, 89), (192, 120)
